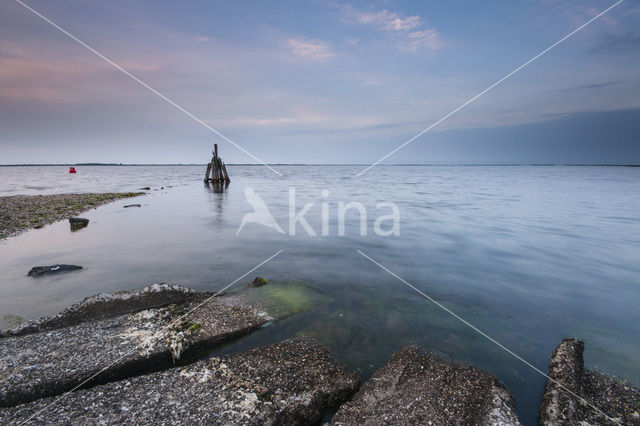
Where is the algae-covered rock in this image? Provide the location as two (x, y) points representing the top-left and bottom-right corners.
(332, 345), (521, 425)
(0, 337), (359, 425)
(249, 276), (268, 287)
(540, 338), (640, 425)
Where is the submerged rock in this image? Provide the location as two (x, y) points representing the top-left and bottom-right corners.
(0, 285), (275, 407)
(0, 337), (359, 424)
(27, 264), (82, 277)
(223, 280), (330, 320)
(139, 187), (151, 190)
(0, 314), (26, 330)
(249, 276), (268, 287)
(68, 217), (89, 230)
(540, 338), (640, 425)
(332, 345), (521, 425)
(123, 204), (141, 208)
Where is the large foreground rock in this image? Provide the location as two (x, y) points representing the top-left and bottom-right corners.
(0, 284), (273, 407)
(332, 345), (521, 425)
(540, 338), (640, 425)
(0, 337), (359, 425)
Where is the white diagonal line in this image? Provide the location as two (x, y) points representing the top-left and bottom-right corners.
(14, 0), (282, 177)
(19, 249), (283, 425)
(357, 0), (625, 176)
(355, 249), (620, 424)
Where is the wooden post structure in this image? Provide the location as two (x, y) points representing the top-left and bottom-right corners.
(204, 143), (230, 183)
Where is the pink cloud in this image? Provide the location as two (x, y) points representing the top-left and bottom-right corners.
(288, 38), (335, 61)
(343, 6), (442, 53)
(356, 10), (421, 31)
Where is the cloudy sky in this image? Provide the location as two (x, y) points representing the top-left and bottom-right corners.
(1, 0), (639, 164)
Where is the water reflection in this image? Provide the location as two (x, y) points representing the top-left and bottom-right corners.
(204, 181), (230, 232)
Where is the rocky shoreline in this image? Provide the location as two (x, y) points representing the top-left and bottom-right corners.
(1, 284), (638, 424)
(0, 192), (145, 239)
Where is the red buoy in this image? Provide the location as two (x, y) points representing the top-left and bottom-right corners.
(69, 167), (77, 174)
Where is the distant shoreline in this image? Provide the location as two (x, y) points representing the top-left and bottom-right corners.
(0, 163), (638, 167)
(0, 192), (144, 239)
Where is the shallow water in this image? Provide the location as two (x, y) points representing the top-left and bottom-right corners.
(1, 164), (639, 424)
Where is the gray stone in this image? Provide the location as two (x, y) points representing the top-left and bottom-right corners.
(0, 337), (359, 425)
(27, 265), (82, 277)
(540, 338), (640, 425)
(0, 285), (274, 407)
(332, 345), (521, 425)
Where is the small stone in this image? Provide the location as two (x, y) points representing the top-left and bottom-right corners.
(28, 265), (83, 277)
(123, 204), (141, 208)
(249, 277), (268, 287)
(69, 217), (89, 230)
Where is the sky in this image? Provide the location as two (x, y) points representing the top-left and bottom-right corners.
(0, 0), (639, 164)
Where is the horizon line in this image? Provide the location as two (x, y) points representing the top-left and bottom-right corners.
(1, 163), (639, 167)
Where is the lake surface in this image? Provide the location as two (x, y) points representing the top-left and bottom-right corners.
(1, 164), (639, 424)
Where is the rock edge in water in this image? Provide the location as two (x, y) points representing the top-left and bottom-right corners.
(0, 284), (275, 407)
(332, 345), (522, 425)
(540, 338), (640, 425)
(0, 283), (201, 337)
(0, 337), (359, 425)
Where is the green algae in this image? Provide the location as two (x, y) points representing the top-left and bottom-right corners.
(230, 280), (330, 319)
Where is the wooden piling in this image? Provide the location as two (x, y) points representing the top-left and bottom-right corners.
(204, 143), (230, 183)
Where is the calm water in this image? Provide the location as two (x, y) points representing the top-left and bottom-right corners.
(1, 165), (639, 424)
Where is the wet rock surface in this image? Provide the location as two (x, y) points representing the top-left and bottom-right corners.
(0, 337), (359, 425)
(27, 264), (82, 277)
(68, 217), (89, 230)
(1, 284), (202, 338)
(0, 315), (26, 330)
(540, 338), (640, 425)
(331, 345), (521, 425)
(0, 285), (274, 407)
